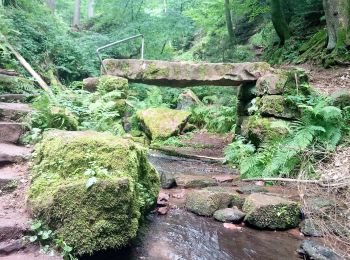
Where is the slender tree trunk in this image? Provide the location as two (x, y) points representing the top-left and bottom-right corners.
(72, 0), (81, 27)
(87, 0), (94, 18)
(3, 0), (16, 6)
(224, 0), (234, 44)
(46, 0), (55, 11)
(270, 0), (291, 45)
(323, 0), (350, 51)
(163, 0), (167, 13)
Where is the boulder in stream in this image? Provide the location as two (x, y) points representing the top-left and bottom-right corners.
(137, 108), (191, 140)
(175, 174), (218, 188)
(185, 187), (242, 216)
(242, 193), (301, 230)
(28, 130), (160, 256)
(213, 207), (246, 223)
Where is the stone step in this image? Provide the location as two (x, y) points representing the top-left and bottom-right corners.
(0, 94), (32, 103)
(0, 239), (25, 256)
(0, 103), (32, 122)
(0, 144), (31, 164)
(0, 123), (25, 144)
(0, 166), (23, 195)
(0, 214), (28, 243)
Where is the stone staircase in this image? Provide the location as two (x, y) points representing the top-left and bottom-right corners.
(0, 95), (60, 259)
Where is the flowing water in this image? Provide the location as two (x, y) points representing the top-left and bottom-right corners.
(83, 151), (302, 260)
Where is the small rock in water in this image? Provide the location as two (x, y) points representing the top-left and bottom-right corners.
(157, 206), (169, 215)
(213, 207), (245, 223)
(298, 240), (341, 260)
(157, 192), (170, 206)
(172, 190), (185, 199)
(237, 185), (268, 194)
(254, 181), (265, 186)
(212, 175), (236, 183)
(175, 174), (218, 188)
(223, 223), (243, 231)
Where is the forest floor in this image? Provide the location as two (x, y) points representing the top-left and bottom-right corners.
(282, 64), (350, 95)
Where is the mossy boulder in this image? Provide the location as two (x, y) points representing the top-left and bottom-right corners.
(256, 69), (309, 96)
(185, 187), (242, 216)
(28, 130), (160, 256)
(136, 108), (191, 140)
(240, 116), (289, 146)
(213, 207), (246, 223)
(243, 193), (301, 230)
(96, 75), (128, 98)
(332, 91), (350, 109)
(257, 95), (299, 119)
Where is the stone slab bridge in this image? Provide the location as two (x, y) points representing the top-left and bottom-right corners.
(100, 59), (307, 138)
(102, 59), (271, 87)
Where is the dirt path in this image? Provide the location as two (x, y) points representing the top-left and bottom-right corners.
(281, 64), (350, 95)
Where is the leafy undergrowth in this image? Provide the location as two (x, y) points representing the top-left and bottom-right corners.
(225, 93), (350, 179)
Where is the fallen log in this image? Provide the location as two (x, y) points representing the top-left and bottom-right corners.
(0, 68), (18, 76)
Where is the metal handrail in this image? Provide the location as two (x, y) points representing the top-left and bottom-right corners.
(96, 34), (144, 74)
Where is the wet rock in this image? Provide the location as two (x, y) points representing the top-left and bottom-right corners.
(185, 188), (241, 217)
(175, 174), (218, 188)
(157, 207), (169, 215)
(223, 223), (243, 231)
(160, 172), (176, 189)
(137, 108), (191, 140)
(243, 193), (301, 230)
(236, 185), (268, 195)
(103, 59), (272, 87)
(157, 192), (170, 206)
(300, 219), (322, 237)
(213, 207), (246, 223)
(298, 240), (341, 260)
(212, 175), (237, 183)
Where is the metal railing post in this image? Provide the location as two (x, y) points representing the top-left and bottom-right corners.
(96, 34), (144, 74)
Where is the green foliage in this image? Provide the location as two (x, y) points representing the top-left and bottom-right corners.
(227, 94), (347, 179)
(224, 136), (255, 164)
(26, 220), (77, 260)
(190, 103), (236, 133)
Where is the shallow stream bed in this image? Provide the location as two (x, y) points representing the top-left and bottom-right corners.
(83, 150), (302, 260)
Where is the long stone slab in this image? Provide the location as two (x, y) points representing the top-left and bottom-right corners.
(102, 59), (271, 87)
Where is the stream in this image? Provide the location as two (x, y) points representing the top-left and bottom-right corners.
(83, 151), (301, 260)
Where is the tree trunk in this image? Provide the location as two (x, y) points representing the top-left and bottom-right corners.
(224, 0), (234, 44)
(72, 0), (81, 27)
(46, 0), (56, 11)
(270, 0), (291, 45)
(323, 0), (350, 51)
(87, 0), (94, 18)
(3, 0), (16, 6)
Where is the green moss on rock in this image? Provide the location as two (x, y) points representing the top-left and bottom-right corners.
(243, 193), (301, 230)
(136, 108), (191, 140)
(257, 95), (299, 119)
(240, 116), (289, 146)
(185, 188), (242, 216)
(28, 130), (160, 256)
(97, 76), (128, 98)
